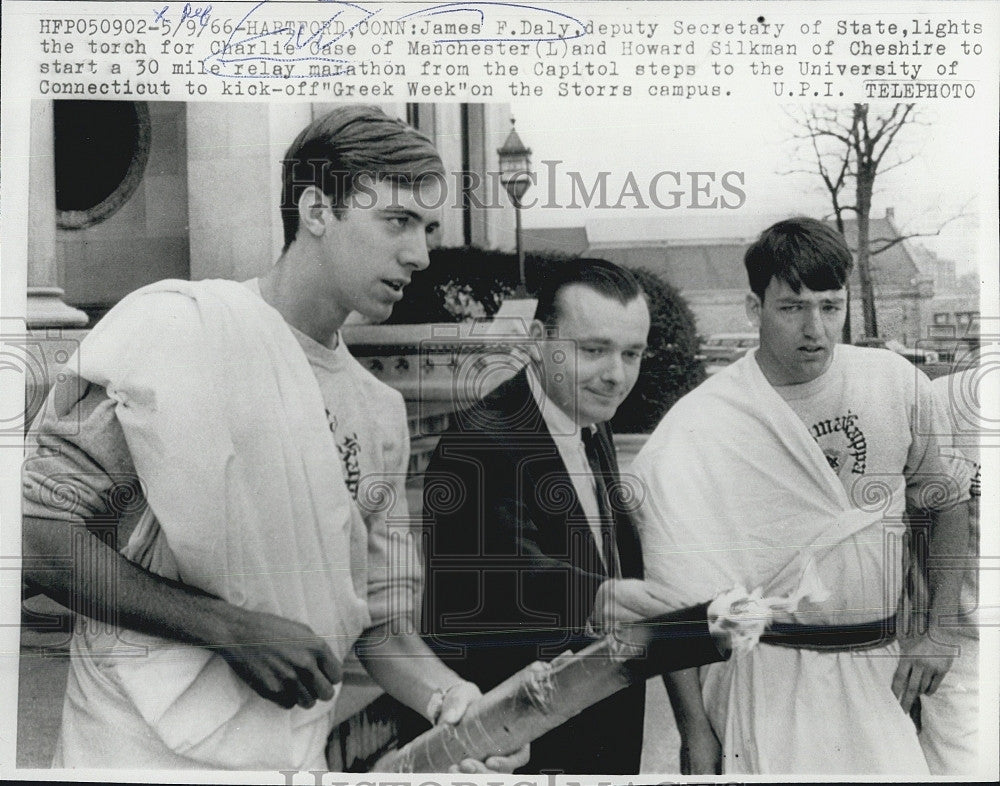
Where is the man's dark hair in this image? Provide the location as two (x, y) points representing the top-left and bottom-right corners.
(533, 258), (645, 327)
(744, 216), (854, 300)
(279, 104), (444, 251)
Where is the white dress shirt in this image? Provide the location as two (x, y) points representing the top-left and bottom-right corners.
(526, 368), (611, 570)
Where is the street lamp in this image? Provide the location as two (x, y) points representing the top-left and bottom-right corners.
(498, 118), (533, 297)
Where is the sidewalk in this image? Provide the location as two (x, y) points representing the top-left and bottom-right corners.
(16, 595), (71, 768)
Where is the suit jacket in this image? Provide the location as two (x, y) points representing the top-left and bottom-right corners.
(421, 369), (647, 773)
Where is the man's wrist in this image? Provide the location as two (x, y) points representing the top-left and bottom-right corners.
(925, 620), (963, 643)
(115, 564), (234, 651)
(186, 593), (242, 652)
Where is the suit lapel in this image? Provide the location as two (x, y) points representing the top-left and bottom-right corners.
(488, 370), (610, 578)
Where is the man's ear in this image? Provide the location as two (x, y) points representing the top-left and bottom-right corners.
(526, 319), (546, 365)
(297, 185), (332, 239)
(745, 292), (762, 327)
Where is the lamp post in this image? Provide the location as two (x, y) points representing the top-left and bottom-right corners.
(498, 119), (533, 297)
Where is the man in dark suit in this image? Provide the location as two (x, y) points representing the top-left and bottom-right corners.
(421, 259), (724, 774)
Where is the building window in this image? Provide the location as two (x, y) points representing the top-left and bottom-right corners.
(54, 100), (151, 229)
(955, 311), (979, 327)
(934, 313), (952, 325)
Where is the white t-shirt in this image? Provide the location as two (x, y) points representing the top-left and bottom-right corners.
(773, 344), (962, 519)
(244, 278), (421, 629)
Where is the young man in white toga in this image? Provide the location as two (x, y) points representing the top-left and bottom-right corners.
(631, 217), (970, 775)
(22, 105), (528, 772)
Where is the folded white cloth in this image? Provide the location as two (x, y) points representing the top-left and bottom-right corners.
(634, 351), (884, 624)
(60, 278), (370, 768)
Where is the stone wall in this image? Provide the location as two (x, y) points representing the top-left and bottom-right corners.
(59, 103), (190, 317)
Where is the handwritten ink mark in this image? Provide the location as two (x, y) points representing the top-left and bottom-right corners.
(396, 1), (587, 44)
(201, 0), (377, 78)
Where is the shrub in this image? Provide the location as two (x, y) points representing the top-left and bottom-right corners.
(610, 267), (706, 434)
(385, 246), (574, 324)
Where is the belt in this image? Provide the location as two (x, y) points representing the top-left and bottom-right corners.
(761, 616), (896, 651)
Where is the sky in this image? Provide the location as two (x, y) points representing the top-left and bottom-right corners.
(510, 99), (985, 275)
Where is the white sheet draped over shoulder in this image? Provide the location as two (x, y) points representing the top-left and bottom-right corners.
(58, 279), (370, 769)
(631, 352), (928, 775)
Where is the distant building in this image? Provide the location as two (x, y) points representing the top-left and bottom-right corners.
(522, 225), (589, 258)
(910, 240), (958, 293)
(909, 238), (980, 345)
(837, 209), (935, 344)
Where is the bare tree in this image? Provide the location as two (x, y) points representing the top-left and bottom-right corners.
(782, 103), (957, 341)
(783, 105), (860, 340)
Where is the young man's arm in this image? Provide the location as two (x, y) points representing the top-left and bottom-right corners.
(893, 501), (970, 712)
(663, 668), (721, 774)
(356, 403), (530, 773)
(22, 378), (341, 709)
(23, 514), (342, 708)
(893, 371), (974, 711)
(355, 626), (529, 772)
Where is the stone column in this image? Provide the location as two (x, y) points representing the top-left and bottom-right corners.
(26, 100), (88, 328)
(186, 103), (316, 280)
(433, 104), (465, 248)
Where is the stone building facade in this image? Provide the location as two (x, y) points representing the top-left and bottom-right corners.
(27, 100), (517, 327)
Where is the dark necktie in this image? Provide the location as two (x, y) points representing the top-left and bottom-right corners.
(581, 426), (622, 578)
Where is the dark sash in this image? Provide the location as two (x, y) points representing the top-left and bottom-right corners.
(761, 616), (896, 651)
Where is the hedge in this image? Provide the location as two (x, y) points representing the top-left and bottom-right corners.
(609, 267), (705, 433)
